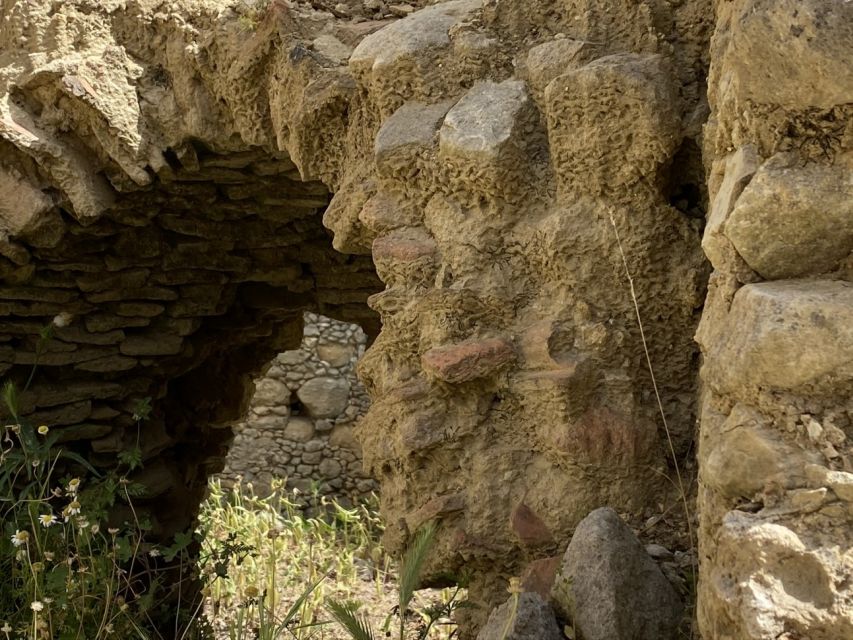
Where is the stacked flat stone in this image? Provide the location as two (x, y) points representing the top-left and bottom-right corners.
(219, 313), (377, 506)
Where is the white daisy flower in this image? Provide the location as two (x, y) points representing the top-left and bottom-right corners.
(10, 530), (29, 547)
(38, 514), (57, 528)
(52, 312), (73, 328)
(62, 501), (81, 521)
(30, 601), (43, 612)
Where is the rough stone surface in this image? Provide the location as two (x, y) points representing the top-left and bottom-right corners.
(551, 507), (683, 640)
(725, 154), (853, 279)
(296, 376), (352, 418)
(701, 280), (853, 395)
(698, 1), (853, 636)
(475, 592), (561, 640)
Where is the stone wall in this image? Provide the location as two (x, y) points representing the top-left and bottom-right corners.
(695, 2), (853, 638)
(219, 312), (378, 504)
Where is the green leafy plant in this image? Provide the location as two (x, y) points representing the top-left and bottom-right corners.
(326, 521), (466, 640)
(0, 334), (209, 640)
(0, 389), (161, 639)
(199, 477), (390, 638)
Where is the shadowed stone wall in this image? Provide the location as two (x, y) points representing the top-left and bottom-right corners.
(219, 312), (378, 504)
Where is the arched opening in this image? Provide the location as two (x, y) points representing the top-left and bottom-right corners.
(0, 124), (383, 634)
(219, 311), (377, 506)
(0, 139), (381, 530)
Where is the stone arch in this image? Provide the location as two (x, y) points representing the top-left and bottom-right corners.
(0, 0), (387, 541)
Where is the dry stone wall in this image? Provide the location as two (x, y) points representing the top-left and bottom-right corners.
(219, 312), (378, 504)
(695, 2), (853, 638)
(0, 0), (850, 636)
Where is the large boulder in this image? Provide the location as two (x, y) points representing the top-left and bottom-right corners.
(725, 154), (853, 279)
(551, 507), (682, 640)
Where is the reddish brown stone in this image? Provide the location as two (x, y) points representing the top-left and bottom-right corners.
(358, 193), (418, 234)
(511, 502), (554, 547)
(422, 337), (515, 383)
(520, 556), (561, 598)
(372, 234), (436, 262)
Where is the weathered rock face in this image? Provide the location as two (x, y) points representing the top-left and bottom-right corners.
(696, 1), (853, 637)
(0, 0), (849, 637)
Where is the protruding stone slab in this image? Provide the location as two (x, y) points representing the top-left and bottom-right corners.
(350, 0), (481, 73)
(726, 154), (853, 279)
(422, 337), (515, 383)
(525, 38), (592, 96)
(701, 280), (853, 394)
(441, 80), (530, 159)
(439, 80), (535, 191)
(702, 145), (760, 273)
(374, 101), (453, 173)
(358, 192), (420, 235)
(372, 229), (438, 287)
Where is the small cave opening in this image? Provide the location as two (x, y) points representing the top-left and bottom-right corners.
(667, 137), (708, 223)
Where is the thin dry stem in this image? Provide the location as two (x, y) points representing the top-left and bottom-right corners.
(606, 210), (697, 554)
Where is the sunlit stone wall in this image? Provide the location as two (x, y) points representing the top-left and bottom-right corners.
(219, 313), (377, 505)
